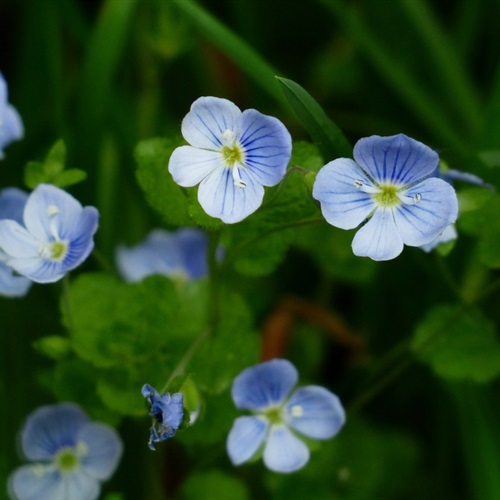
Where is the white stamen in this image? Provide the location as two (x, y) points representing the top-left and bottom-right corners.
(47, 205), (60, 217)
(290, 404), (304, 417)
(399, 192), (422, 205)
(232, 167), (247, 188)
(354, 180), (380, 194)
(222, 129), (235, 143)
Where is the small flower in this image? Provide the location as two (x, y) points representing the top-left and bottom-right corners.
(0, 188), (32, 297)
(142, 384), (184, 450)
(0, 184), (99, 283)
(313, 134), (459, 261)
(8, 402), (122, 500)
(168, 96), (292, 224)
(0, 73), (24, 158)
(116, 228), (210, 283)
(226, 359), (345, 473)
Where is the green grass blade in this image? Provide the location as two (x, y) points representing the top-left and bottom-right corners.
(318, 0), (466, 153)
(172, 0), (285, 106)
(277, 76), (352, 160)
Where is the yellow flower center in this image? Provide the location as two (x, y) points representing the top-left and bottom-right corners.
(55, 448), (79, 472)
(49, 240), (68, 261)
(373, 185), (400, 207)
(221, 144), (244, 167)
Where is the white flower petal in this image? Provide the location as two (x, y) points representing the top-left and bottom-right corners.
(23, 185), (83, 242)
(263, 424), (310, 473)
(284, 386), (346, 440)
(239, 109), (291, 186)
(63, 471), (100, 500)
(197, 167), (264, 224)
(6, 258), (65, 284)
(226, 416), (268, 466)
(352, 208), (404, 261)
(181, 96), (242, 150)
(169, 146), (224, 187)
(394, 178), (459, 246)
(313, 158), (377, 229)
(78, 422), (123, 480)
(8, 465), (65, 500)
(420, 224), (457, 252)
(0, 220), (41, 259)
(353, 134), (439, 185)
(0, 262), (32, 297)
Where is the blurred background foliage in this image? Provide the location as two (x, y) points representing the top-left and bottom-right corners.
(1, 0), (500, 499)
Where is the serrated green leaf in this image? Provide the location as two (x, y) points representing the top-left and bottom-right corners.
(190, 291), (258, 393)
(412, 305), (500, 383)
(135, 137), (192, 227)
(181, 470), (249, 500)
(65, 273), (201, 369)
(458, 190), (500, 236)
(186, 188), (224, 230)
(277, 77), (352, 161)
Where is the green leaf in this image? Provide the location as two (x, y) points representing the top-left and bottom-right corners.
(44, 139), (66, 177)
(412, 304), (500, 382)
(190, 291), (259, 394)
(277, 77), (352, 161)
(33, 335), (71, 360)
(222, 142), (323, 276)
(135, 138), (192, 227)
(181, 470), (249, 500)
(24, 161), (48, 189)
(65, 273), (200, 369)
(54, 169), (88, 187)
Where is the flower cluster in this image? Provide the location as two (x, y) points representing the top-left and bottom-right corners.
(142, 384), (185, 450)
(8, 403), (122, 500)
(0, 184), (99, 283)
(226, 359), (345, 473)
(116, 228), (210, 283)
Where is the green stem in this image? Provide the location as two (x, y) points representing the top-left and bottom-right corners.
(161, 328), (211, 393)
(62, 274), (76, 333)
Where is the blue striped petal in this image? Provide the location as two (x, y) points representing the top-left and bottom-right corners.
(9, 466), (67, 500)
(0, 262), (32, 297)
(239, 109), (291, 186)
(226, 416), (268, 466)
(197, 167), (264, 224)
(231, 359), (298, 411)
(169, 146), (224, 187)
(353, 134), (439, 185)
(181, 96), (242, 150)
(263, 424), (309, 473)
(313, 158), (376, 229)
(394, 178), (458, 247)
(352, 207), (404, 261)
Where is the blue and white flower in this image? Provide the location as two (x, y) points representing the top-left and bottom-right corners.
(313, 134), (459, 261)
(8, 402), (122, 500)
(0, 184), (99, 283)
(0, 73), (24, 158)
(168, 96), (292, 224)
(142, 384), (184, 450)
(227, 359), (345, 473)
(0, 188), (32, 297)
(116, 228), (210, 283)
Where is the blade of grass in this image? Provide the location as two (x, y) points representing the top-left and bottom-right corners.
(318, 0), (466, 153)
(451, 384), (500, 500)
(277, 76), (352, 160)
(398, 0), (482, 139)
(172, 0), (286, 106)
